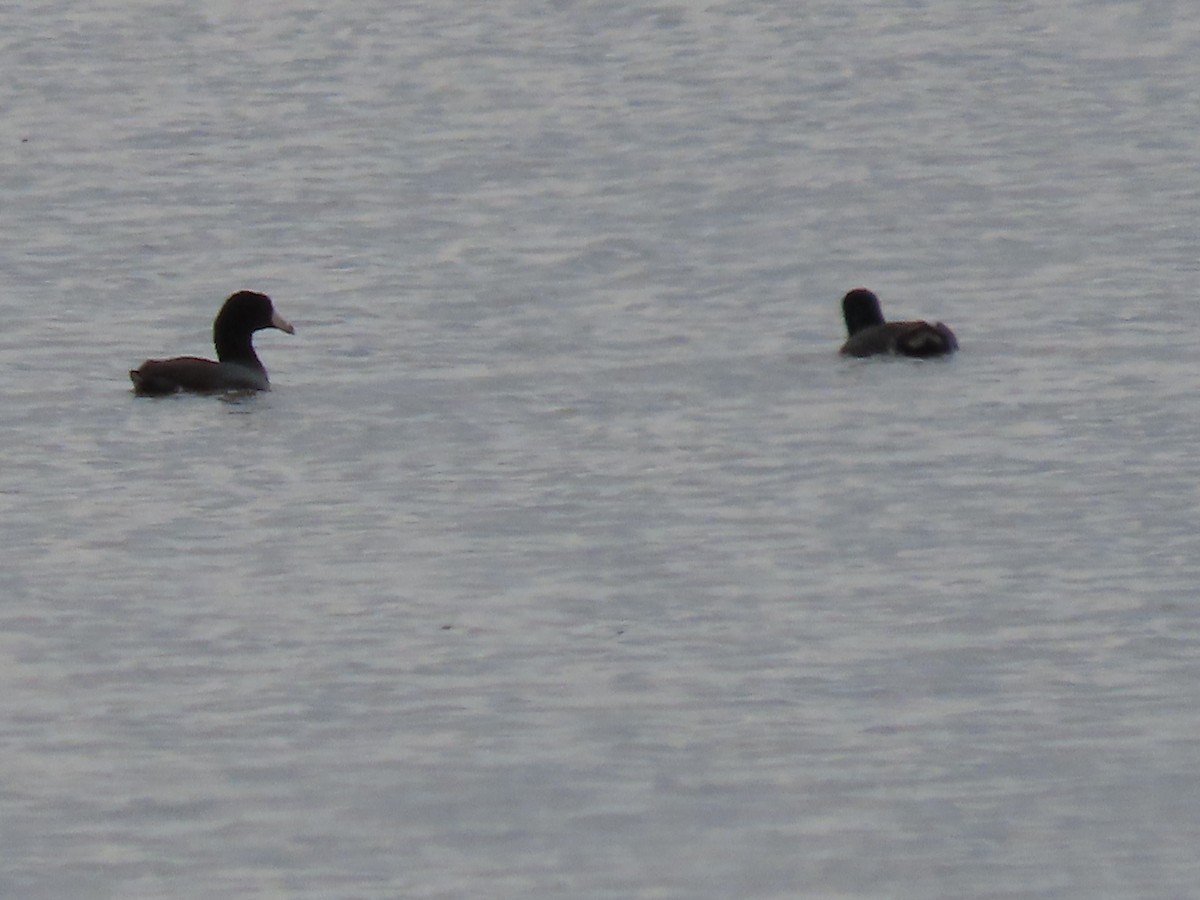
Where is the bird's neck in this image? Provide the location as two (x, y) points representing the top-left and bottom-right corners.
(215, 333), (263, 370)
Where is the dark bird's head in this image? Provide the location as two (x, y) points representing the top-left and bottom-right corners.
(213, 291), (294, 362)
(842, 288), (886, 336)
(215, 291), (294, 339)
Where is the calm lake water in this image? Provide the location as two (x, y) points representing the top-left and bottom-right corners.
(3, 2), (1200, 897)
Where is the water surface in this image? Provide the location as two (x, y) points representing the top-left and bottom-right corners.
(3, 2), (1200, 897)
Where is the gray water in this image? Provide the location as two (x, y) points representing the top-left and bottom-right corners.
(3, 2), (1200, 897)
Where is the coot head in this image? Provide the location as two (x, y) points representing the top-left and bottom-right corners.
(213, 290), (294, 360)
(842, 288), (886, 336)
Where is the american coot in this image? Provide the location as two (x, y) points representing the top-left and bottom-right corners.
(839, 288), (957, 358)
(130, 290), (295, 396)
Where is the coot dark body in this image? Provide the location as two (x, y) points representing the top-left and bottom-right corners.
(131, 291), (294, 395)
(839, 288), (957, 358)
